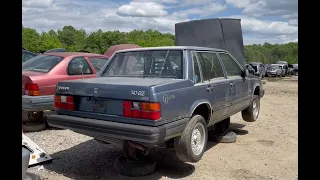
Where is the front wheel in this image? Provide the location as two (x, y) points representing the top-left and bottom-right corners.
(174, 115), (208, 163)
(242, 95), (260, 122)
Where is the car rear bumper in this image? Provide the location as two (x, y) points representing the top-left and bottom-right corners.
(47, 114), (189, 146)
(22, 95), (54, 111)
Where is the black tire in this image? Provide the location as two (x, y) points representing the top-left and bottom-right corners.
(22, 111), (44, 122)
(22, 111), (47, 132)
(174, 115), (208, 163)
(114, 155), (156, 177)
(22, 122), (47, 132)
(24, 172), (41, 180)
(209, 131), (237, 143)
(242, 95), (260, 122)
(214, 117), (230, 134)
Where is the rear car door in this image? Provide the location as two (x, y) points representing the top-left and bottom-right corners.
(88, 57), (109, 73)
(66, 57), (97, 80)
(193, 51), (231, 124)
(218, 52), (250, 114)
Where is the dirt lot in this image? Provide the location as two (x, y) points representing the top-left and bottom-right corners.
(26, 76), (298, 180)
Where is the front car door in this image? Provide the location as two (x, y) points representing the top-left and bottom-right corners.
(218, 52), (250, 114)
(193, 51), (231, 125)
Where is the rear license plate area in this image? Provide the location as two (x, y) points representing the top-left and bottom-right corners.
(93, 99), (107, 113)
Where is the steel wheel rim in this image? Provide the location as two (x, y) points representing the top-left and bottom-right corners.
(252, 100), (259, 118)
(191, 122), (206, 156)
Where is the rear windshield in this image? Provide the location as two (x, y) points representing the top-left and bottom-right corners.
(22, 55), (63, 73)
(100, 50), (183, 79)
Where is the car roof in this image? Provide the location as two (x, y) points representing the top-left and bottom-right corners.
(115, 46), (228, 53)
(250, 62), (263, 64)
(22, 49), (37, 55)
(43, 52), (104, 58)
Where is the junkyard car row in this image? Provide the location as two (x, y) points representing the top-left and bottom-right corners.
(21, 18), (295, 179)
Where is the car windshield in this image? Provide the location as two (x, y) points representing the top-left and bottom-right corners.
(22, 55), (63, 73)
(100, 50), (183, 79)
(269, 65), (279, 69)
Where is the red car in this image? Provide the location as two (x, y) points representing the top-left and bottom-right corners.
(22, 52), (109, 131)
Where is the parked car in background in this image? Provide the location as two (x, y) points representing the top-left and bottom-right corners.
(277, 61), (288, 65)
(278, 64), (288, 76)
(266, 64), (282, 77)
(23, 48), (68, 63)
(245, 63), (255, 75)
(48, 46), (264, 165)
(288, 64), (298, 75)
(22, 48), (38, 63)
(22, 52), (108, 132)
(44, 48), (66, 53)
(104, 44), (141, 58)
(249, 62), (265, 78)
(22, 44), (141, 132)
(291, 64), (298, 76)
(264, 64), (270, 76)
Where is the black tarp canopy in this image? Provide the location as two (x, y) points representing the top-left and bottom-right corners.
(175, 18), (245, 67)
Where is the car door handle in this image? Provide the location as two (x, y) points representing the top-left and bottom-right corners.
(230, 82), (235, 87)
(207, 85), (214, 92)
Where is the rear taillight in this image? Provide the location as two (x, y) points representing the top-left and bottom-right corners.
(24, 83), (40, 96)
(123, 101), (161, 120)
(54, 95), (75, 111)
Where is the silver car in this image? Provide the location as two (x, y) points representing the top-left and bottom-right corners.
(266, 64), (282, 77)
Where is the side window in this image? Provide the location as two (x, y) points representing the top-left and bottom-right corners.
(89, 57), (109, 72)
(196, 52), (225, 81)
(219, 53), (242, 77)
(192, 52), (201, 83)
(68, 57), (93, 75)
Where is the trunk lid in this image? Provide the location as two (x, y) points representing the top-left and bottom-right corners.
(57, 77), (179, 115)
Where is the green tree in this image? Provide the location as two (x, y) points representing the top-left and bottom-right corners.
(39, 32), (62, 51)
(22, 25), (298, 64)
(22, 28), (41, 52)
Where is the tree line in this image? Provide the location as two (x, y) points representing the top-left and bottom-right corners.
(22, 25), (298, 64)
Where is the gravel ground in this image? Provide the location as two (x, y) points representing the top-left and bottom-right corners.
(26, 76), (298, 180)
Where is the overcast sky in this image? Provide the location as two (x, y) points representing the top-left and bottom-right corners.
(22, 0), (298, 45)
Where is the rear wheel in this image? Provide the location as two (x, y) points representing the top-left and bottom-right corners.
(174, 115), (208, 162)
(22, 111), (47, 132)
(242, 95), (260, 122)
